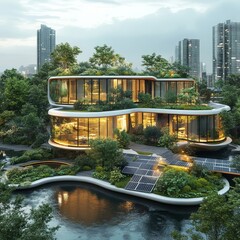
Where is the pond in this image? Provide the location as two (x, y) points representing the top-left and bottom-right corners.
(19, 182), (197, 240)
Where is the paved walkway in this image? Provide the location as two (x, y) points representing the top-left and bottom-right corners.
(0, 142), (31, 151)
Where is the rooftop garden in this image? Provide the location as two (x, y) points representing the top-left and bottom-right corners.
(72, 87), (212, 112)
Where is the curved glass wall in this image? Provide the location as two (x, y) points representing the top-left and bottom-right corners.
(49, 77), (194, 105)
(50, 113), (225, 148)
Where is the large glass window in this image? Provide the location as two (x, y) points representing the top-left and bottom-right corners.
(79, 118), (89, 146)
(100, 79), (107, 101)
(92, 79), (99, 103)
(84, 79), (92, 103)
(89, 118), (99, 140)
(188, 116), (199, 142)
(77, 79), (84, 100)
(61, 80), (69, 104)
(69, 79), (76, 103)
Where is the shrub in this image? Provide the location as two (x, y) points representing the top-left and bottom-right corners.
(114, 129), (130, 148)
(158, 127), (177, 149)
(143, 126), (162, 145)
(109, 168), (125, 184)
(74, 154), (95, 170)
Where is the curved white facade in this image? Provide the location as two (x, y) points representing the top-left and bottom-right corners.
(48, 76), (231, 150)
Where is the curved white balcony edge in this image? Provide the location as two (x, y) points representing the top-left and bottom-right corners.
(48, 102), (230, 118)
(16, 176), (230, 206)
(48, 140), (90, 150)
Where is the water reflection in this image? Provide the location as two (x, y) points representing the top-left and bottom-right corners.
(55, 185), (147, 226)
(20, 182), (196, 240)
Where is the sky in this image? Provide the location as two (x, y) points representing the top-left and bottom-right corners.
(0, 0), (240, 74)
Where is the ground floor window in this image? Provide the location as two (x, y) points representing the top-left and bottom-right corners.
(50, 113), (225, 147)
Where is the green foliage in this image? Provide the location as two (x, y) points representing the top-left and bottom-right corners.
(220, 110), (236, 136)
(143, 126), (162, 145)
(7, 164), (77, 184)
(51, 42), (82, 74)
(154, 167), (223, 198)
(141, 53), (171, 76)
(87, 138), (125, 171)
(158, 127), (177, 149)
(0, 183), (59, 240)
(109, 168), (125, 184)
(89, 44), (131, 69)
(164, 90), (177, 103)
(74, 154), (96, 170)
(10, 149), (53, 165)
(114, 128), (130, 148)
(177, 87), (199, 105)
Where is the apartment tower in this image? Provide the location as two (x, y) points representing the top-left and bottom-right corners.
(37, 24), (56, 71)
(176, 39), (200, 79)
(213, 20), (240, 82)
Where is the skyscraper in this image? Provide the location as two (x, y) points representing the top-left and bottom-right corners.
(176, 39), (200, 79)
(37, 24), (56, 71)
(213, 20), (240, 82)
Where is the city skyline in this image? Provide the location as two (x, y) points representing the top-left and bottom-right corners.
(0, 0), (240, 73)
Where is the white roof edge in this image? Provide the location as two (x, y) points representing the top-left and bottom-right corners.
(48, 104), (230, 118)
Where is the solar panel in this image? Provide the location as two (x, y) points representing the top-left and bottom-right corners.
(135, 183), (154, 193)
(135, 169), (148, 175)
(122, 166), (138, 175)
(140, 176), (158, 185)
(125, 181), (138, 191)
(130, 174), (142, 182)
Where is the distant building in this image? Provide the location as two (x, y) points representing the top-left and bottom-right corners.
(37, 24), (56, 72)
(19, 64), (37, 77)
(176, 39), (200, 79)
(213, 20), (240, 82)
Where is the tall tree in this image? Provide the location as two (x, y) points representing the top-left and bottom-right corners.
(51, 42), (82, 73)
(0, 183), (59, 240)
(89, 44), (131, 69)
(141, 53), (171, 76)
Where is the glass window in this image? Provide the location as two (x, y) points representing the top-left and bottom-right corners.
(77, 79), (84, 100)
(69, 79), (77, 103)
(100, 118), (107, 139)
(188, 116), (199, 142)
(108, 117), (114, 138)
(79, 118), (89, 146)
(60, 80), (69, 104)
(155, 82), (160, 97)
(177, 115), (188, 139)
(50, 80), (61, 103)
(100, 79), (107, 101)
(89, 118), (99, 140)
(199, 116), (208, 142)
(84, 79), (92, 103)
(92, 79), (99, 103)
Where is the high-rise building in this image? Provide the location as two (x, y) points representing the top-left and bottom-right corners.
(213, 20), (240, 82)
(37, 24), (56, 71)
(176, 39), (200, 79)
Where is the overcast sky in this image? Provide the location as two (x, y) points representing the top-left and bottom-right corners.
(0, 0), (240, 74)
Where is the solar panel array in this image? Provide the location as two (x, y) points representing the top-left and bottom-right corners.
(122, 151), (240, 193)
(122, 154), (162, 193)
(193, 157), (240, 174)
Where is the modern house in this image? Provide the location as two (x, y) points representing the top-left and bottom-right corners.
(48, 76), (231, 150)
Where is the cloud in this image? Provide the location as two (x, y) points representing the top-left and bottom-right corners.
(0, 0), (240, 73)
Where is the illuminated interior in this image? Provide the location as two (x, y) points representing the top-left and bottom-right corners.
(48, 76), (228, 149)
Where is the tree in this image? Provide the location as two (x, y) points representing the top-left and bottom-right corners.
(231, 155), (240, 170)
(51, 42), (82, 73)
(87, 138), (125, 171)
(172, 178), (240, 240)
(114, 129), (130, 148)
(177, 87), (199, 105)
(143, 126), (162, 145)
(3, 76), (30, 112)
(0, 183), (58, 240)
(141, 53), (171, 76)
(158, 127), (177, 149)
(89, 44), (131, 69)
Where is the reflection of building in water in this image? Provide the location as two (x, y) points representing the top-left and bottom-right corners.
(56, 188), (136, 226)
